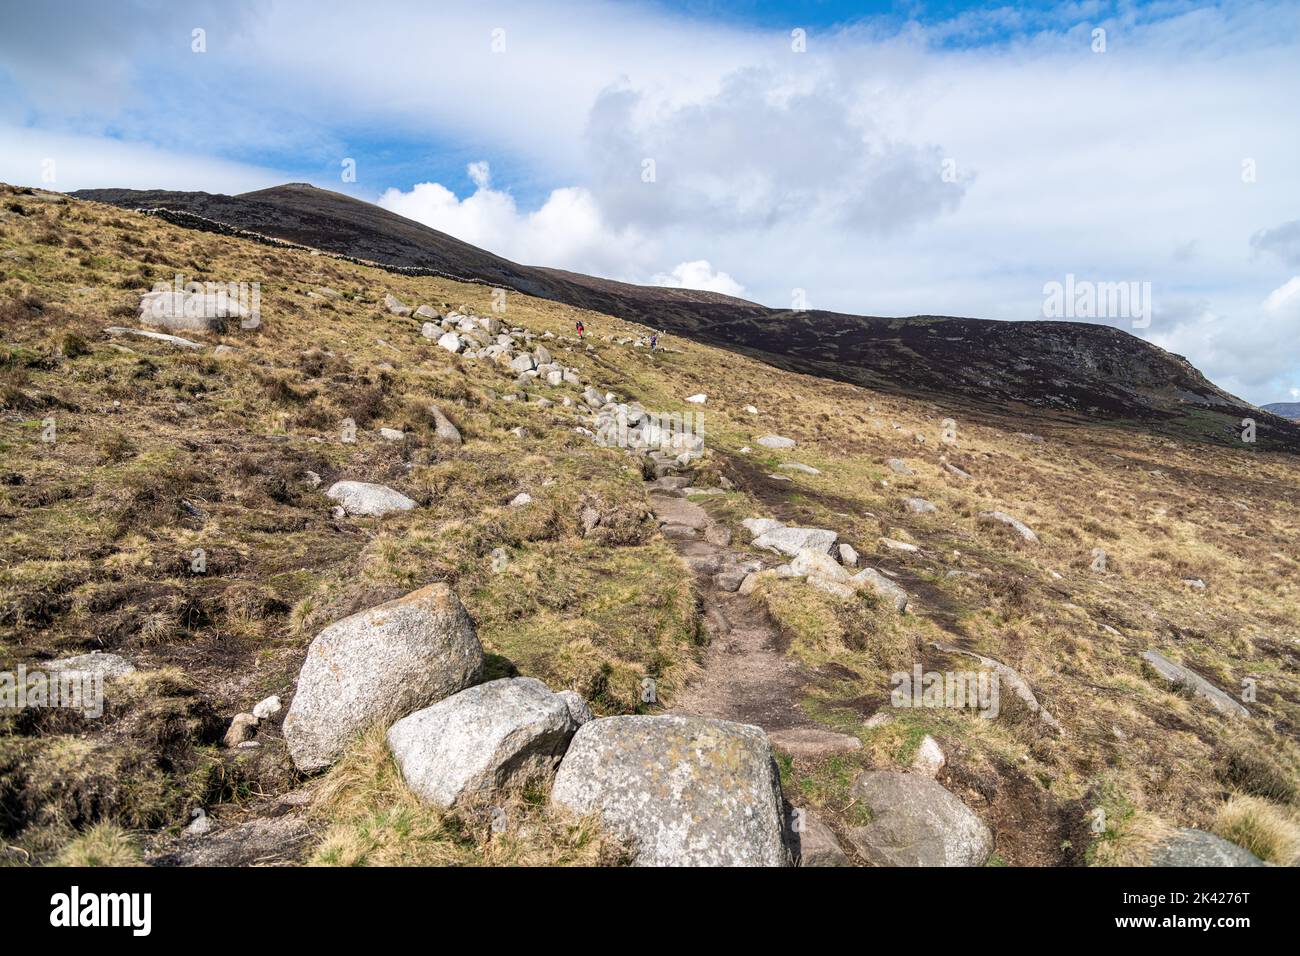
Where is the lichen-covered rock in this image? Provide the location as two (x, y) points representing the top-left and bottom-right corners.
(283, 583), (484, 772)
(388, 678), (577, 807)
(550, 715), (790, 866)
(1148, 828), (1268, 866)
(846, 771), (992, 866)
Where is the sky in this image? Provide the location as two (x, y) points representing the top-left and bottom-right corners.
(0, 0), (1297, 405)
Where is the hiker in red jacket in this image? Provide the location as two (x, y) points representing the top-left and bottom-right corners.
(576, 320), (584, 338)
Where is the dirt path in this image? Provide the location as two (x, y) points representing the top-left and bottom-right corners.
(646, 483), (862, 758)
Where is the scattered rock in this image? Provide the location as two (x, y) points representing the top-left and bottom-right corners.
(1140, 649), (1249, 718)
(379, 427), (404, 441)
(551, 715), (790, 866)
(793, 811), (850, 867)
(384, 293), (413, 317)
(752, 526), (837, 557)
(138, 289), (250, 332)
(778, 462), (821, 475)
(885, 458), (913, 476)
(879, 537), (919, 553)
(427, 404), (462, 445)
(852, 568), (909, 612)
(911, 735), (946, 777)
(509, 492), (533, 507)
(903, 497), (937, 513)
(104, 326), (204, 349)
(556, 690), (594, 727)
(742, 517), (784, 538)
(388, 677), (579, 808)
(790, 547), (851, 582)
(1148, 828), (1268, 867)
(45, 652), (136, 679)
(930, 640), (1063, 733)
(224, 713), (258, 748)
(769, 727), (862, 758)
(436, 331), (462, 353)
(1183, 577), (1207, 590)
(283, 583), (484, 772)
(757, 434), (796, 449)
(837, 543), (859, 567)
(845, 771), (992, 866)
(685, 393), (707, 404)
(252, 695), (282, 721)
(326, 481), (416, 517)
(980, 510), (1039, 543)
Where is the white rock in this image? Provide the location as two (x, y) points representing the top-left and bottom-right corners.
(791, 547), (852, 582)
(283, 583), (484, 772)
(903, 497), (937, 513)
(388, 677), (579, 807)
(980, 510), (1039, 543)
(912, 735), (946, 777)
(838, 543), (859, 567)
(252, 695), (282, 721)
(742, 517), (785, 538)
(326, 481), (416, 517)
(685, 393), (707, 404)
(757, 434), (796, 449)
(379, 428), (405, 442)
(509, 492), (533, 507)
(752, 526), (837, 557)
(851, 568), (909, 612)
(436, 331), (462, 353)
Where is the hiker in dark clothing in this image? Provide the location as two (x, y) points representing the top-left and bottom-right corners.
(650, 331), (658, 351)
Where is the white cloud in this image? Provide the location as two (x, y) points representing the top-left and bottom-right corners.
(2, 0), (1298, 404)
(651, 260), (746, 297)
(377, 162), (653, 279)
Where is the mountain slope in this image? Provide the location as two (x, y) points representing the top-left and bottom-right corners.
(3, 184), (1299, 867)
(72, 184), (1300, 451)
(1263, 402), (1300, 421)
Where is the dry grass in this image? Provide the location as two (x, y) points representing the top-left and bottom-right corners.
(52, 823), (144, 867)
(1212, 794), (1300, 865)
(0, 182), (1297, 865)
(308, 726), (630, 866)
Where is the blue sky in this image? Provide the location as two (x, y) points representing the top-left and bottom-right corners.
(1, 0), (1298, 405)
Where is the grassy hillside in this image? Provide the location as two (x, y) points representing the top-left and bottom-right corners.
(1, 183), (1297, 866)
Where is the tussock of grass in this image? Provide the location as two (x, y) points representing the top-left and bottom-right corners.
(1212, 794), (1300, 865)
(53, 823), (143, 867)
(308, 727), (631, 866)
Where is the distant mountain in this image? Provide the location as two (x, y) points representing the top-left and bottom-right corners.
(72, 183), (1300, 450)
(1262, 402), (1300, 421)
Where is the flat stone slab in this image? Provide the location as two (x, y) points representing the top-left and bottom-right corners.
(1141, 650), (1249, 718)
(769, 727), (863, 758)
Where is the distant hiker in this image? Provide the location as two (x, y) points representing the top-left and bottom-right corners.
(650, 331), (658, 351)
(576, 320), (584, 338)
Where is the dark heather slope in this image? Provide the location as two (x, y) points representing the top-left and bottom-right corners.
(72, 183), (1300, 451)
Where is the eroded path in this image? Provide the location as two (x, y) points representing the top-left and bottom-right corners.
(646, 480), (862, 759)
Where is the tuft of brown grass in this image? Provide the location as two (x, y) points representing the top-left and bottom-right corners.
(1212, 794), (1300, 865)
(53, 823), (144, 867)
(308, 726), (631, 867)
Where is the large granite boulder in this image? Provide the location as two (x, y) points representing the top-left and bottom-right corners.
(283, 583), (484, 772)
(387, 677), (579, 807)
(550, 715), (790, 866)
(845, 771), (992, 866)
